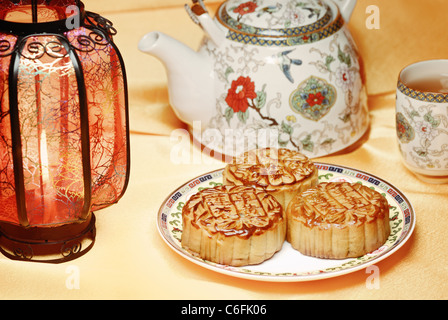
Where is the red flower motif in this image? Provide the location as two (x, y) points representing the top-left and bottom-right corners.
(233, 1), (258, 16)
(306, 92), (325, 107)
(225, 76), (257, 113)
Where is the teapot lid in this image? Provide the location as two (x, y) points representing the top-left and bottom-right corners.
(217, 0), (332, 38)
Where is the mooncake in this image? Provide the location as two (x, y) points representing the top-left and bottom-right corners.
(223, 147), (318, 211)
(181, 185), (285, 266)
(286, 182), (390, 259)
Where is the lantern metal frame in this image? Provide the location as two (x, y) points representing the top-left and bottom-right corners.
(0, 0), (130, 263)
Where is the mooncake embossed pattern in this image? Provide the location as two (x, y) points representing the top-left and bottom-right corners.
(181, 185), (286, 267)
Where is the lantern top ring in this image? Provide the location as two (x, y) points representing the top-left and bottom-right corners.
(0, 1), (86, 36)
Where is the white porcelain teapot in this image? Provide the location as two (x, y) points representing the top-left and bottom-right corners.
(139, 0), (369, 158)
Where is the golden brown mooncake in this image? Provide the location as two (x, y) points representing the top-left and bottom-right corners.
(223, 148), (318, 211)
(286, 182), (390, 259)
(181, 185), (285, 267)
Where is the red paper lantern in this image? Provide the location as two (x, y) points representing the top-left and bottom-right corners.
(0, 0), (130, 262)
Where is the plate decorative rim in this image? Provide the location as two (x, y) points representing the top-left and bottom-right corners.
(156, 163), (416, 282)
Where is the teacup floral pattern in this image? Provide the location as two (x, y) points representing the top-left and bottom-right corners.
(396, 97), (448, 170)
(396, 112), (414, 144)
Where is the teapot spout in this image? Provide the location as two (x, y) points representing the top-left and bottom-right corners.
(138, 31), (214, 126)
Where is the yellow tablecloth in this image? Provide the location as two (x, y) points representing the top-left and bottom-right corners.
(1, 0), (448, 300)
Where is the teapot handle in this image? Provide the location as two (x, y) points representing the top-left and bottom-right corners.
(334, 0), (357, 22)
(185, 0), (226, 46)
(185, 0), (207, 25)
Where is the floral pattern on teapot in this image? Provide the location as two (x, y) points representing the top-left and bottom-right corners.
(290, 76), (337, 121)
(220, 0), (344, 46)
(139, 0), (368, 159)
(201, 29), (368, 157)
(223, 0), (327, 33)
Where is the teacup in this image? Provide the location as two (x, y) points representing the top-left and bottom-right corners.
(396, 59), (448, 184)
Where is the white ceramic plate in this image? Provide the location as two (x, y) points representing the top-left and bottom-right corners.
(157, 163), (415, 282)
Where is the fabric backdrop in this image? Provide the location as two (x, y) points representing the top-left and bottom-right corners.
(0, 0), (447, 300)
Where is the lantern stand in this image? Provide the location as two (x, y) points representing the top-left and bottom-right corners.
(0, 0), (130, 263)
(0, 214), (96, 263)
